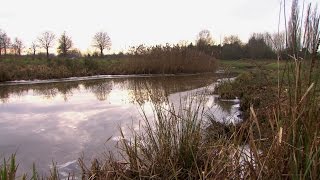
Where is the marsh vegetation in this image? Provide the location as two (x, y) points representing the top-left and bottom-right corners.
(0, 0), (320, 179)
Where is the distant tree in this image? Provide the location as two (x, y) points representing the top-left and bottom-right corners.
(245, 34), (276, 59)
(38, 31), (55, 59)
(57, 31), (73, 57)
(195, 30), (219, 56)
(0, 31), (11, 56)
(178, 40), (190, 47)
(287, 0), (301, 57)
(92, 32), (111, 56)
(263, 32), (274, 50)
(271, 32), (286, 54)
(30, 41), (38, 57)
(196, 29), (214, 47)
(0, 29), (3, 56)
(92, 51), (100, 57)
(68, 49), (82, 58)
(221, 44), (244, 60)
(304, 4), (320, 59)
(221, 35), (244, 60)
(12, 38), (23, 56)
(223, 35), (242, 45)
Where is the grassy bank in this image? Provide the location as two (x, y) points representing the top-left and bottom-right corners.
(216, 59), (280, 114)
(86, 58), (319, 179)
(0, 46), (217, 82)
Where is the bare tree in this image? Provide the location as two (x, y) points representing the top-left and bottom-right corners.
(287, 0), (301, 57)
(223, 35), (242, 45)
(196, 29), (214, 46)
(30, 41), (38, 57)
(12, 38), (24, 56)
(272, 32), (286, 53)
(0, 31), (11, 56)
(57, 31), (73, 57)
(0, 29), (3, 56)
(304, 4), (320, 57)
(92, 32), (111, 56)
(3, 35), (11, 56)
(263, 32), (274, 49)
(302, 3), (320, 81)
(38, 31), (55, 59)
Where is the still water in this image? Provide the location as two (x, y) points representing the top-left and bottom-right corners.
(0, 74), (240, 176)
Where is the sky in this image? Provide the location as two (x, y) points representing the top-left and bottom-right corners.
(0, 0), (317, 54)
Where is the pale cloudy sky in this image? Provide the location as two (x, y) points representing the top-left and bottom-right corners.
(0, 0), (316, 53)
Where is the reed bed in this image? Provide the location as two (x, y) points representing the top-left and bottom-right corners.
(0, 45), (217, 82)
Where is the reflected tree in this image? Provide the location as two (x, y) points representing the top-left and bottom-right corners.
(0, 87), (10, 103)
(55, 82), (80, 101)
(0, 86), (29, 103)
(83, 80), (112, 101)
(0, 82), (80, 102)
(34, 88), (58, 99)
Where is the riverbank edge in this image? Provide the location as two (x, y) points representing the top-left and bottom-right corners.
(0, 72), (225, 86)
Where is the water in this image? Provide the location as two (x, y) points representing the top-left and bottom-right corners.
(0, 73), (241, 177)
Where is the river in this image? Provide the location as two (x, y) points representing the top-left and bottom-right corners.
(0, 73), (241, 177)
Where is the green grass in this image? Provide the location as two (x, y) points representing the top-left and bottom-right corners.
(219, 59), (286, 74)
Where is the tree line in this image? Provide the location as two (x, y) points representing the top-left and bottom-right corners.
(119, 28), (318, 60)
(192, 30), (317, 60)
(192, 4), (320, 61)
(0, 30), (112, 59)
(0, 21), (319, 60)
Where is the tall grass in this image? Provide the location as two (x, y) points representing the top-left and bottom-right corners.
(274, 1), (320, 178)
(0, 155), (62, 180)
(123, 44), (217, 74)
(0, 45), (217, 82)
(0, 155), (18, 180)
(91, 1), (319, 178)
(78, 96), (205, 179)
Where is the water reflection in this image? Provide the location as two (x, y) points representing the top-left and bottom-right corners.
(82, 81), (112, 101)
(0, 74), (240, 176)
(0, 75), (219, 103)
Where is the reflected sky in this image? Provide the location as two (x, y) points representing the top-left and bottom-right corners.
(0, 74), (240, 176)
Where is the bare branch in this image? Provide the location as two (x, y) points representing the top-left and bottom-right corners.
(38, 31), (55, 59)
(92, 31), (112, 56)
